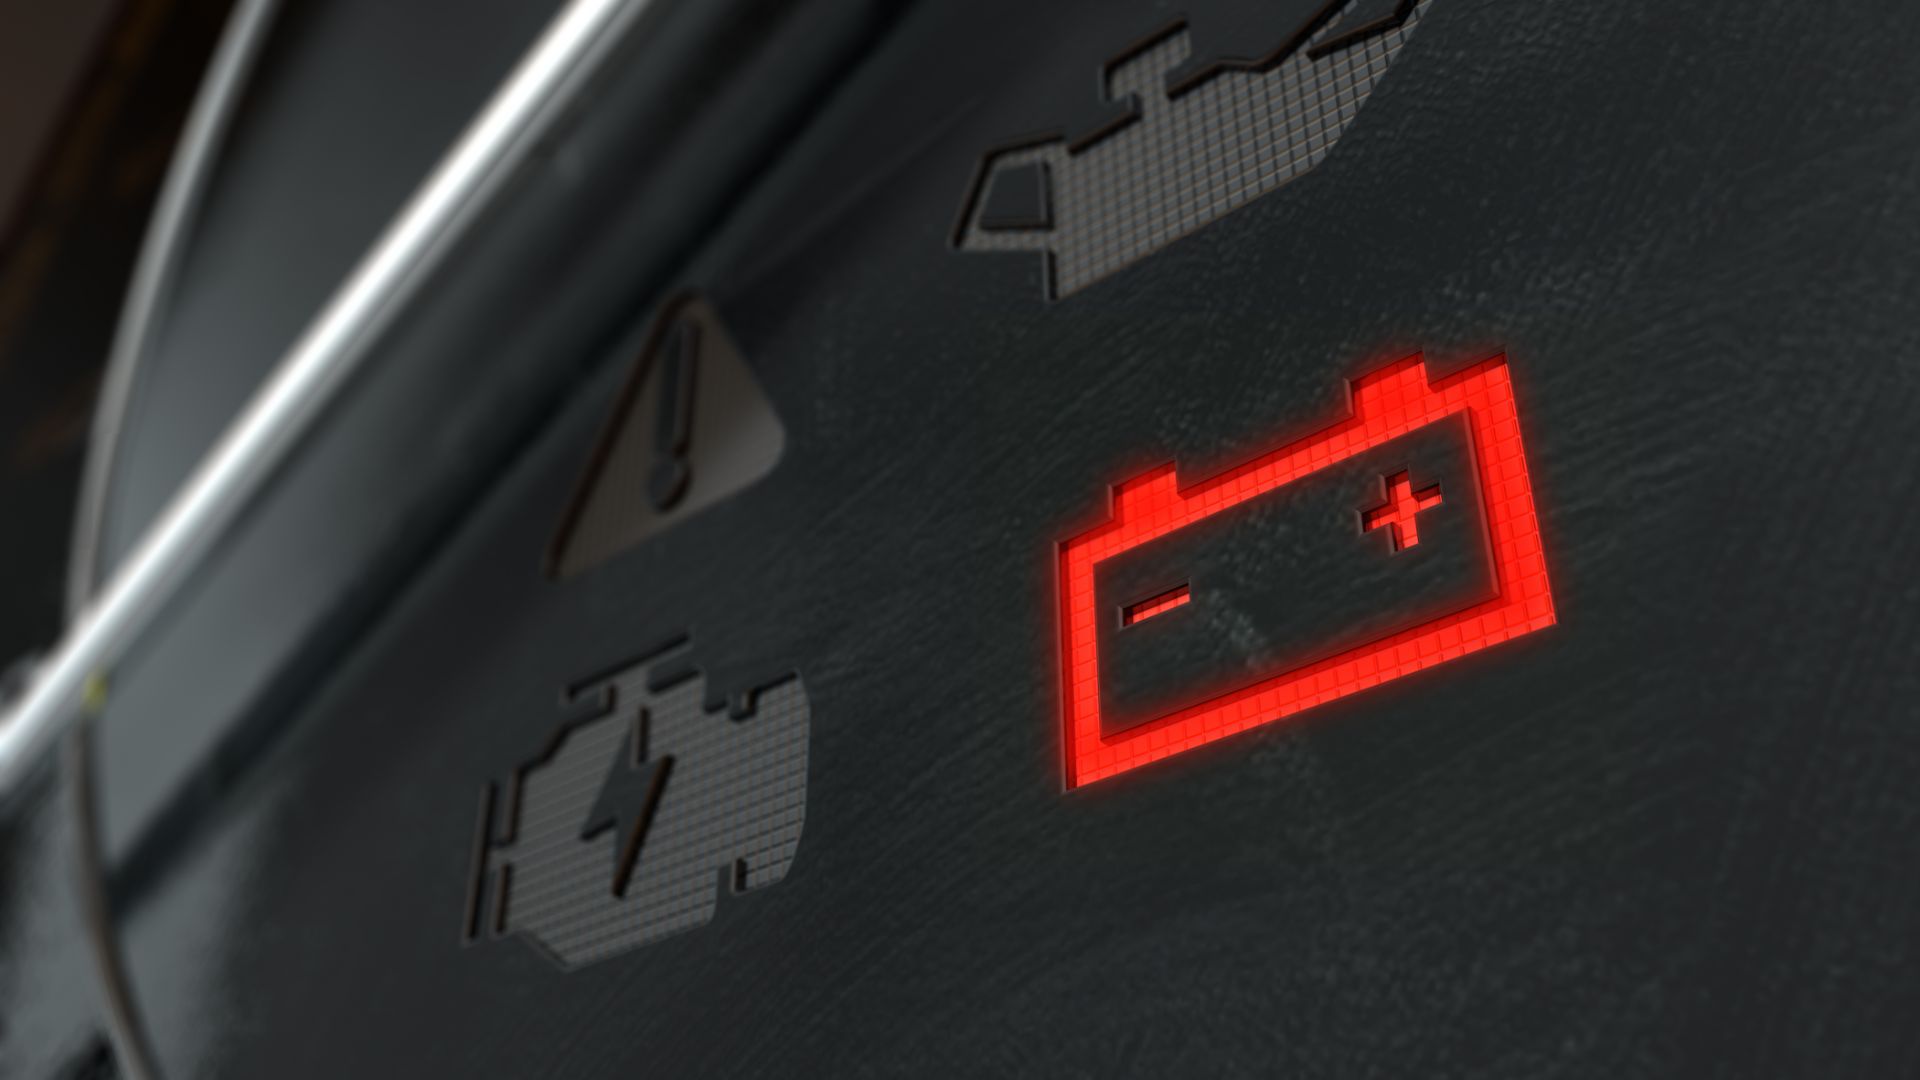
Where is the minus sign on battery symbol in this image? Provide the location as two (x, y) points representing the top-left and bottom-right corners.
(1121, 584), (1191, 627)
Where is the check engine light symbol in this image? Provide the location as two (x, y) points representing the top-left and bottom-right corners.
(1362, 471), (1444, 552)
(1057, 354), (1556, 789)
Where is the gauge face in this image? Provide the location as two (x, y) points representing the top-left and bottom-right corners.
(66, 0), (1920, 1075)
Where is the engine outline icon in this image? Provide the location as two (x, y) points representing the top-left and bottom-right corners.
(462, 638), (810, 969)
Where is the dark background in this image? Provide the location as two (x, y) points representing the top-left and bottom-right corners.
(0, 3), (231, 1075)
(0, 0), (234, 670)
(4, 1), (1920, 1077)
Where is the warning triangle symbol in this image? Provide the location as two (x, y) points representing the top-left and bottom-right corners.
(549, 294), (785, 578)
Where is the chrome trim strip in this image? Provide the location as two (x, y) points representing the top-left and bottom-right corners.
(0, 0), (660, 793)
(65, 0), (285, 621)
(62, 5), (285, 1076)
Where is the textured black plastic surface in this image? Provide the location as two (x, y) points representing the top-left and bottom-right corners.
(84, 0), (889, 872)
(41, 0), (1920, 1075)
(0, 762), (123, 1079)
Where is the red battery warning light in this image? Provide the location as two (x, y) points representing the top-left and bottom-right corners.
(1057, 354), (1556, 789)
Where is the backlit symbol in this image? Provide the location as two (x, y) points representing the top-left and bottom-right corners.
(1362, 471), (1444, 552)
(1057, 353), (1556, 789)
(462, 638), (809, 968)
(1122, 584), (1192, 627)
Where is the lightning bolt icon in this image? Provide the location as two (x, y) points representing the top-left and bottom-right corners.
(579, 713), (674, 898)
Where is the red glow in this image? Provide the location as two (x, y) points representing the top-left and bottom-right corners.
(1122, 584), (1192, 626)
(1362, 470), (1445, 551)
(1057, 354), (1556, 789)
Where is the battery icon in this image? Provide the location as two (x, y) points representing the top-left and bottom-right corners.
(1057, 354), (1556, 789)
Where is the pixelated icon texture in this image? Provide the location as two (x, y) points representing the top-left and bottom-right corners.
(957, 0), (1431, 298)
(1058, 354), (1555, 788)
(465, 643), (809, 968)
